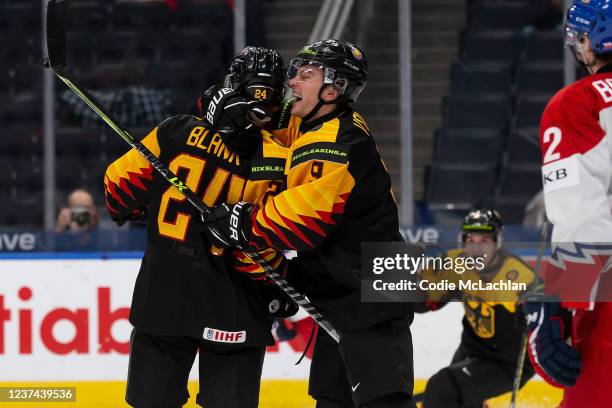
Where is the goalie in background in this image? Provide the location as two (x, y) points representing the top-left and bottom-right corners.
(417, 209), (535, 408)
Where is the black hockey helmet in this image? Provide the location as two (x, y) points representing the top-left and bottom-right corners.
(461, 209), (503, 241)
(287, 39), (368, 103)
(224, 46), (285, 106)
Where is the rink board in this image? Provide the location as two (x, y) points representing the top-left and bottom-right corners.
(0, 257), (562, 406)
(0, 380), (562, 407)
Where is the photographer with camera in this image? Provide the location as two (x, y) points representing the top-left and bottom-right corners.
(54, 189), (99, 233)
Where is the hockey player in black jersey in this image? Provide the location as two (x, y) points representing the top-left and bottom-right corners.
(201, 39), (416, 408)
(418, 209), (535, 408)
(104, 47), (295, 408)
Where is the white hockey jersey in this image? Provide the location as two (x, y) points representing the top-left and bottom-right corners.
(539, 68), (612, 307)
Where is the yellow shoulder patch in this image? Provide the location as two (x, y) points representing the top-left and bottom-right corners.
(352, 111), (370, 136)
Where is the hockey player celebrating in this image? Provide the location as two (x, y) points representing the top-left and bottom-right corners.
(525, 1), (612, 406)
(201, 39), (416, 408)
(417, 209), (535, 408)
(104, 47), (296, 408)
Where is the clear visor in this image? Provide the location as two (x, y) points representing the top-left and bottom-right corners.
(286, 58), (334, 84)
(565, 27), (580, 49)
(286, 58), (349, 95)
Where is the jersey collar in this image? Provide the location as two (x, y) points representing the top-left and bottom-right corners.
(596, 64), (612, 74)
(299, 105), (348, 133)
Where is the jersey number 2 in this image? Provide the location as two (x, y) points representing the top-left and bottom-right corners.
(543, 127), (562, 164)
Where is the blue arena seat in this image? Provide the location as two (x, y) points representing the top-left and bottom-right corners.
(468, 1), (529, 30)
(451, 62), (512, 95)
(427, 163), (497, 205)
(444, 94), (510, 129)
(498, 163), (542, 200)
(506, 128), (542, 165)
(461, 30), (522, 63)
(434, 128), (504, 166)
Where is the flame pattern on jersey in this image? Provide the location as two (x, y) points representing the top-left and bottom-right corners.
(232, 248), (286, 280)
(251, 167), (353, 250)
(104, 129), (158, 218)
(247, 114), (362, 251)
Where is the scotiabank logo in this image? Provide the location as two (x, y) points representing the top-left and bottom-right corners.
(0, 287), (129, 355)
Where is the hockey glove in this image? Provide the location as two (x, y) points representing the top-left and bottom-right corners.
(198, 85), (263, 157)
(260, 282), (299, 318)
(114, 207), (147, 227)
(200, 201), (253, 249)
(273, 319), (297, 341)
(524, 300), (581, 387)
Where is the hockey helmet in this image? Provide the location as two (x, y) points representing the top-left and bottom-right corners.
(287, 39), (368, 103)
(461, 209), (503, 241)
(565, 0), (612, 55)
(224, 46), (286, 105)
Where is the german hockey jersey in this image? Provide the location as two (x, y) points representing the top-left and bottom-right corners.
(539, 66), (612, 308)
(243, 106), (409, 330)
(104, 115), (287, 343)
(420, 249), (535, 362)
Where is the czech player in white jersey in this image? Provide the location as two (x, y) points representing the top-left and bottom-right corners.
(526, 1), (612, 407)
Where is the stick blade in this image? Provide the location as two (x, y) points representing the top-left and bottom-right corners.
(46, 0), (68, 71)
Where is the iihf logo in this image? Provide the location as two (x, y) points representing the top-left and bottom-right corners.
(205, 329), (213, 340)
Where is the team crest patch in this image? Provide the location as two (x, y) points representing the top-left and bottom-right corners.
(203, 327), (246, 343)
(506, 270), (518, 281)
(350, 46), (363, 60)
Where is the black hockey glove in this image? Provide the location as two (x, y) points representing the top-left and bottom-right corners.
(197, 85), (263, 157)
(260, 282), (299, 318)
(114, 207), (148, 227)
(200, 201), (253, 249)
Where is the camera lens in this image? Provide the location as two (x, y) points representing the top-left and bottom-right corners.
(74, 212), (90, 226)
(70, 206), (91, 227)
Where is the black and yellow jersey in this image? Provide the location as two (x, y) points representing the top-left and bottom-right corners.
(420, 248), (535, 362)
(104, 114), (288, 343)
(244, 105), (408, 330)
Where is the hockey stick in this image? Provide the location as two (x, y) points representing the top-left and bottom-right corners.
(509, 221), (549, 408)
(43, 0), (340, 343)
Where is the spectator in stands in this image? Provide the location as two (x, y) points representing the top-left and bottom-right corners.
(55, 189), (99, 233)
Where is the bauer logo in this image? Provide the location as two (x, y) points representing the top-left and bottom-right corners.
(206, 88), (232, 124)
(202, 327), (246, 343)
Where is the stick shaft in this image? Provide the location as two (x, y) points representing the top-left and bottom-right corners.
(509, 222), (549, 407)
(45, 0), (339, 342)
(51, 68), (341, 342)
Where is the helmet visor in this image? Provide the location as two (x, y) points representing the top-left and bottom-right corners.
(286, 58), (336, 84)
(565, 26), (580, 49)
